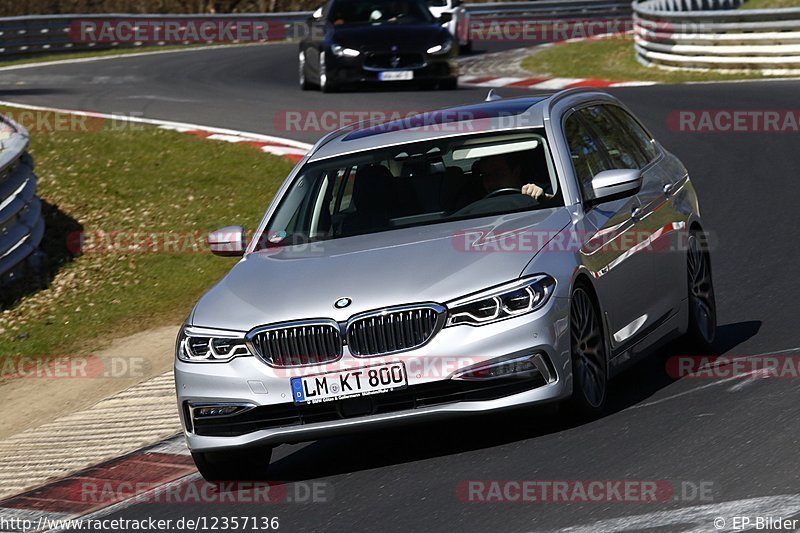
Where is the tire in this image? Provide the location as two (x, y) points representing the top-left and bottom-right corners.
(299, 50), (311, 91)
(191, 446), (273, 482)
(440, 77), (458, 90)
(460, 40), (473, 55)
(568, 285), (608, 416)
(685, 230), (716, 350)
(318, 51), (338, 93)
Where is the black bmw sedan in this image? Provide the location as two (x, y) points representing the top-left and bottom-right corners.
(299, 0), (459, 92)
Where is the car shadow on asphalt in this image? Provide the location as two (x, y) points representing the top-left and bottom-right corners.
(270, 321), (761, 482)
(603, 320), (761, 412)
(327, 84), (466, 93)
(266, 320), (761, 483)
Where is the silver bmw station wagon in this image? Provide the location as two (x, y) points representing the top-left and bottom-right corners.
(176, 89), (715, 481)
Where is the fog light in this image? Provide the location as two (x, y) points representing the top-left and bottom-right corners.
(452, 353), (554, 382)
(197, 406), (238, 417)
(191, 403), (254, 419)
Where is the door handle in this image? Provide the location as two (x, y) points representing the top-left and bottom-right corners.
(663, 183), (674, 196)
(631, 206), (644, 220)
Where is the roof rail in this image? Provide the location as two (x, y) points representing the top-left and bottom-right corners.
(545, 86), (599, 106)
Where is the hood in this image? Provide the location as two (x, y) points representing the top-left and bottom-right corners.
(329, 23), (451, 52)
(191, 208), (571, 330)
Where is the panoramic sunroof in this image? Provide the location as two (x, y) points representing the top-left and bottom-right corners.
(342, 97), (546, 142)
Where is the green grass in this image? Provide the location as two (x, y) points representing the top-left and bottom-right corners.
(0, 108), (294, 357)
(740, 0), (800, 8)
(521, 36), (780, 83)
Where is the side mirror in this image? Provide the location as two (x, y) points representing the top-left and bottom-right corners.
(208, 226), (246, 257)
(312, 7), (324, 20)
(438, 12), (453, 24)
(590, 169), (642, 203)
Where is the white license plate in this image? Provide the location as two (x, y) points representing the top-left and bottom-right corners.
(379, 70), (413, 81)
(290, 362), (407, 404)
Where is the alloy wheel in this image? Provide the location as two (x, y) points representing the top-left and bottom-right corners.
(687, 233), (716, 346)
(319, 51), (328, 91)
(299, 50), (309, 90)
(570, 287), (607, 410)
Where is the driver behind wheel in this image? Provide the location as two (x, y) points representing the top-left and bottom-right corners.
(479, 152), (551, 200)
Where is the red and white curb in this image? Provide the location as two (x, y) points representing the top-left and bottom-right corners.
(0, 372), (181, 503)
(0, 436), (193, 532)
(0, 100), (312, 163)
(154, 126), (309, 162)
(456, 33), (656, 90)
(459, 74), (656, 90)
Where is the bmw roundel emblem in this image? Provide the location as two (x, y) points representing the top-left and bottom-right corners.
(334, 297), (352, 309)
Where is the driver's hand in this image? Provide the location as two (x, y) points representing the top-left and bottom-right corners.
(521, 183), (545, 199)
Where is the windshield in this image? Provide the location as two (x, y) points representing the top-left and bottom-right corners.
(257, 131), (563, 249)
(329, 0), (436, 26)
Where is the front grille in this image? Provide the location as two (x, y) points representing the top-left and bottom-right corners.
(363, 52), (425, 70)
(249, 321), (342, 367)
(347, 305), (444, 357)
(191, 375), (547, 437)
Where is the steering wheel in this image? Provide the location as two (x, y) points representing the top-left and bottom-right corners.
(484, 187), (521, 199)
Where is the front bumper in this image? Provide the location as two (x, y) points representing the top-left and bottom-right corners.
(326, 54), (458, 85)
(176, 296), (571, 452)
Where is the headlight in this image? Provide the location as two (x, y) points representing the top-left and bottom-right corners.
(176, 326), (253, 363)
(427, 40), (453, 55)
(445, 275), (556, 327)
(331, 44), (360, 57)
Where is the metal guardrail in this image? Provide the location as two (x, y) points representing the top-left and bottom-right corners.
(0, 13), (310, 59)
(0, 1), (633, 60)
(633, 0), (800, 71)
(0, 116), (44, 286)
(468, 0), (632, 18)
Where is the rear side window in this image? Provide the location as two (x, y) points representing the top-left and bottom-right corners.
(606, 106), (658, 164)
(577, 105), (647, 169)
(564, 112), (611, 201)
